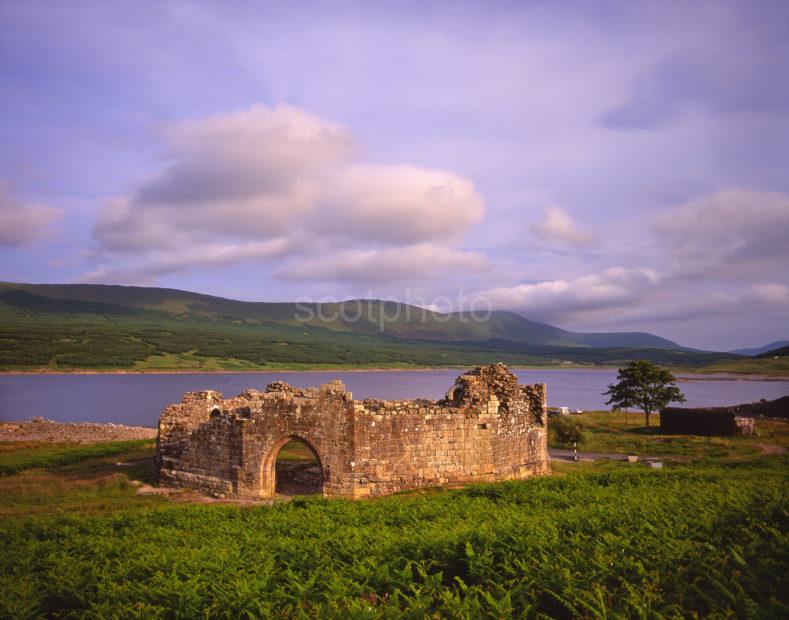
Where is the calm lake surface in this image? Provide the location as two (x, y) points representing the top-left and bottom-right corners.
(1, 369), (787, 427)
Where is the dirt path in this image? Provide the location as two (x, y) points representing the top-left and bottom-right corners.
(758, 444), (786, 455)
(549, 448), (661, 462)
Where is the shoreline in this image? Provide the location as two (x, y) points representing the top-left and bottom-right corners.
(1, 364), (578, 375)
(0, 419), (158, 442)
(1, 366), (787, 381)
(2, 366), (465, 375)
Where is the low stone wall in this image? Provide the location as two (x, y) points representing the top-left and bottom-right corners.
(156, 364), (550, 499)
(660, 407), (756, 436)
(725, 395), (788, 419)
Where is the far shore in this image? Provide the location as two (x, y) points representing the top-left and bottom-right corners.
(2, 366), (787, 381)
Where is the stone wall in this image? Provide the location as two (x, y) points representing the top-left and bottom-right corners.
(157, 364), (550, 499)
(660, 406), (757, 436)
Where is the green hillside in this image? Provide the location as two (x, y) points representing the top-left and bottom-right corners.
(0, 282), (686, 347)
(0, 282), (737, 371)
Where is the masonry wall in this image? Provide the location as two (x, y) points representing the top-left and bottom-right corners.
(157, 364), (550, 499)
(491, 388), (549, 480)
(660, 407), (756, 436)
(350, 404), (491, 497)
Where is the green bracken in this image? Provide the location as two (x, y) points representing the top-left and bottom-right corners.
(0, 445), (787, 617)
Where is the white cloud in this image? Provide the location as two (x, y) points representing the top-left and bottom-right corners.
(479, 267), (659, 320)
(752, 283), (789, 305)
(487, 190), (787, 339)
(0, 180), (60, 246)
(96, 104), (353, 251)
(476, 264), (789, 337)
(89, 104), (486, 283)
(313, 164), (484, 244)
(652, 190), (789, 278)
(78, 239), (292, 285)
(279, 244), (489, 283)
(530, 206), (599, 247)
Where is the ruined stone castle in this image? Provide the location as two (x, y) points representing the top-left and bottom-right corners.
(156, 364), (550, 499)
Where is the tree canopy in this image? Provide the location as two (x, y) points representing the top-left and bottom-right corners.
(603, 359), (686, 426)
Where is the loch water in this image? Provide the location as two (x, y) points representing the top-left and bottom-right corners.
(1, 369), (787, 427)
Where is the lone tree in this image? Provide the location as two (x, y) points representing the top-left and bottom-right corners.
(603, 360), (686, 426)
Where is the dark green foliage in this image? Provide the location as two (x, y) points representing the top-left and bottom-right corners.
(604, 359), (687, 425)
(0, 458), (786, 617)
(550, 416), (585, 446)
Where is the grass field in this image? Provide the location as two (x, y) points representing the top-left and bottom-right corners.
(0, 440), (159, 518)
(276, 439), (319, 462)
(0, 438), (155, 476)
(693, 356), (789, 377)
(0, 428), (787, 617)
(131, 353), (446, 372)
(549, 410), (789, 459)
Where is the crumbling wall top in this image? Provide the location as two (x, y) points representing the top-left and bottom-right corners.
(263, 380), (347, 396)
(165, 365), (543, 421)
(265, 381), (293, 394)
(444, 363), (521, 410)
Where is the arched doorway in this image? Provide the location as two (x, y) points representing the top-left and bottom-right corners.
(261, 436), (324, 497)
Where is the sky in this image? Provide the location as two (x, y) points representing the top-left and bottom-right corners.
(0, 0), (787, 351)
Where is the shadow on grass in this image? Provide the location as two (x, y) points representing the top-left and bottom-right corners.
(0, 442), (161, 517)
(0, 439), (156, 476)
(627, 426), (663, 436)
(57, 453), (158, 485)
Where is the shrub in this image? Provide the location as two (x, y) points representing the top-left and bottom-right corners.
(551, 416), (585, 446)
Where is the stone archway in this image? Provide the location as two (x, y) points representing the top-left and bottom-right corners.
(260, 435), (325, 497)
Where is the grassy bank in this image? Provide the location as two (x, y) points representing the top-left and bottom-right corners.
(0, 440), (159, 518)
(1, 356), (465, 374)
(5, 350), (788, 375)
(0, 439), (155, 476)
(692, 356), (789, 377)
(549, 411), (789, 459)
(0, 436), (787, 617)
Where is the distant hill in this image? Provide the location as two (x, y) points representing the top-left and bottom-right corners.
(0, 281), (733, 371)
(0, 282), (683, 349)
(730, 340), (789, 356)
(756, 345), (789, 358)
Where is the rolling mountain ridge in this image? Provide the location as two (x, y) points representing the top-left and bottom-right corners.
(730, 340), (789, 356)
(0, 282), (733, 371)
(0, 282), (682, 349)
(756, 345), (789, 358)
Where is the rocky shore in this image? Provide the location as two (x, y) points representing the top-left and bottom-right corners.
(0, 418), (157, 443)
